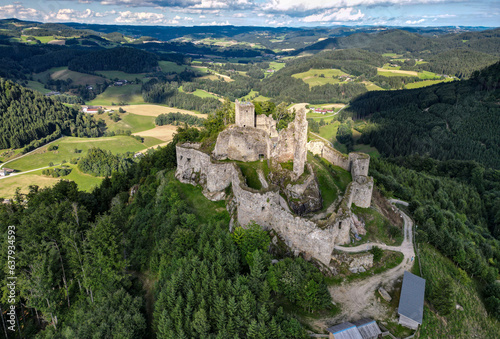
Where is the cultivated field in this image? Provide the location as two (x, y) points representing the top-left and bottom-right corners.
(376, 68), (419, 77)
(24, 81), (51, 94)
(5, 136), (162, 172)
(133, 125), (179, 142)
(103, 104), (207, 118)
(364, 81), (384, 91)
(95, 70), (149, 82)
(89, 85), (144, 105)
(51, 69), (107, 86)
(292, 68), (350, 87)
(406, 78), (455, 89)
(102, 113), (156, 133)
(0, 164), (106, 199)
(191, 89), (222, 100)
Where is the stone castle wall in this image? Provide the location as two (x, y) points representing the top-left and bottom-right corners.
(307, 140), (373, 208)
(175, 143), (351, 265)
(213, 126), (271, 162)
(307, 141), (350, 171)
(256, 115), (278, 138)
(215, 107), (307, 177)
(349, 153), (370, 178)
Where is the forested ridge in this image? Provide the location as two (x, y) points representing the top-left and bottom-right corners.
(0, 78), (100, 150)
(348, 62), (500, 320)
(68, 47), (159, 74)
(350, 61), (500, 168)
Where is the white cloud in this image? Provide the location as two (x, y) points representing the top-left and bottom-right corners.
(115, 11), (166, 24)
(264, 0), (458, 13)
(302, 7), (364, 22)
(199, 15), (206, 18)
(200, 20), (230, 25)
(233, 13), (246, 18)
(0, 4), (43, 20)
(405, 18), (425, 24)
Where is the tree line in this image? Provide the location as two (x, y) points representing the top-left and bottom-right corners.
(155, 112), (206, 127)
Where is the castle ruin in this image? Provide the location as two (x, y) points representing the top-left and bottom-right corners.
(176, 101), (374, 267)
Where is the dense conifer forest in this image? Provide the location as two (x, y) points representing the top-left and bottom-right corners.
(350, 62), (500, 168)
(0, 79), (100, 150)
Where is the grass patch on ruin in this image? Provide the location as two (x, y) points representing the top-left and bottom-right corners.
(235, 160), (270, 190)
(170, 171), (228, 222)
(307, 154), (340, 210)
(350, 205), (403, 246)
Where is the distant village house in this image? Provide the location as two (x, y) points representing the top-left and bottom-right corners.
(0, 168), (15, 177)
(82, 105), (103, 114)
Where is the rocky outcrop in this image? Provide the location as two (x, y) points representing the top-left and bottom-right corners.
(284, 167), (322, 215)
(331, 251), (374, 273)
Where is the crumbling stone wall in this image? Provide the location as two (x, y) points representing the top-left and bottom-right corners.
(307, 140), (373, 208)
(307, 141), (350, 171)
(213, 126), (271, 162)
(351, 176), (374, 209)
(293, 108), (308, 178)
(175, 143), (351, 266)
(256, 114), (278, 138)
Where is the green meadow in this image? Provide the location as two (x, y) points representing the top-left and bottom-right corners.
(88, 84), (145, 105)
(5, 135), (161, 172)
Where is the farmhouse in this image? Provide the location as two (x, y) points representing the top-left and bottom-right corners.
(398, 271), (426, 330)
(0, 168), (14, 177)
(82, 105), (102, 114)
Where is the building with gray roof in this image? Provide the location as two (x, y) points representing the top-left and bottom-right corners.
(327, 322), (363, 339)
(398, 271), (426, 330)
(352, 318), (382, 339)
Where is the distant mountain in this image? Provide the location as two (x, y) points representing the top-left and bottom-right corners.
(292, 28), (500, 56)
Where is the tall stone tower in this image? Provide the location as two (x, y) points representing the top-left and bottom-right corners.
(235, 100), (255, 128)
(293, 108), (308, 178)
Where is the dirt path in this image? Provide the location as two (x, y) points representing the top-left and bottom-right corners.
(314, 201), (415, 329)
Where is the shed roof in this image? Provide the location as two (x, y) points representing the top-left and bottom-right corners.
(327, 322), (363, 339)
(398, 271), (426, 324)
(352, 319), (382, 339)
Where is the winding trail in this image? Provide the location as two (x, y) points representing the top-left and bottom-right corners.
(315, 200), (415, 328)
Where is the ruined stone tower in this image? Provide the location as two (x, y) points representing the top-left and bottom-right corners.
(235, 100), (255, 128)
(293, 108), (308, 178)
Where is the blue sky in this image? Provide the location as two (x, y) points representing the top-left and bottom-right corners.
(0, 0), (498, 27)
